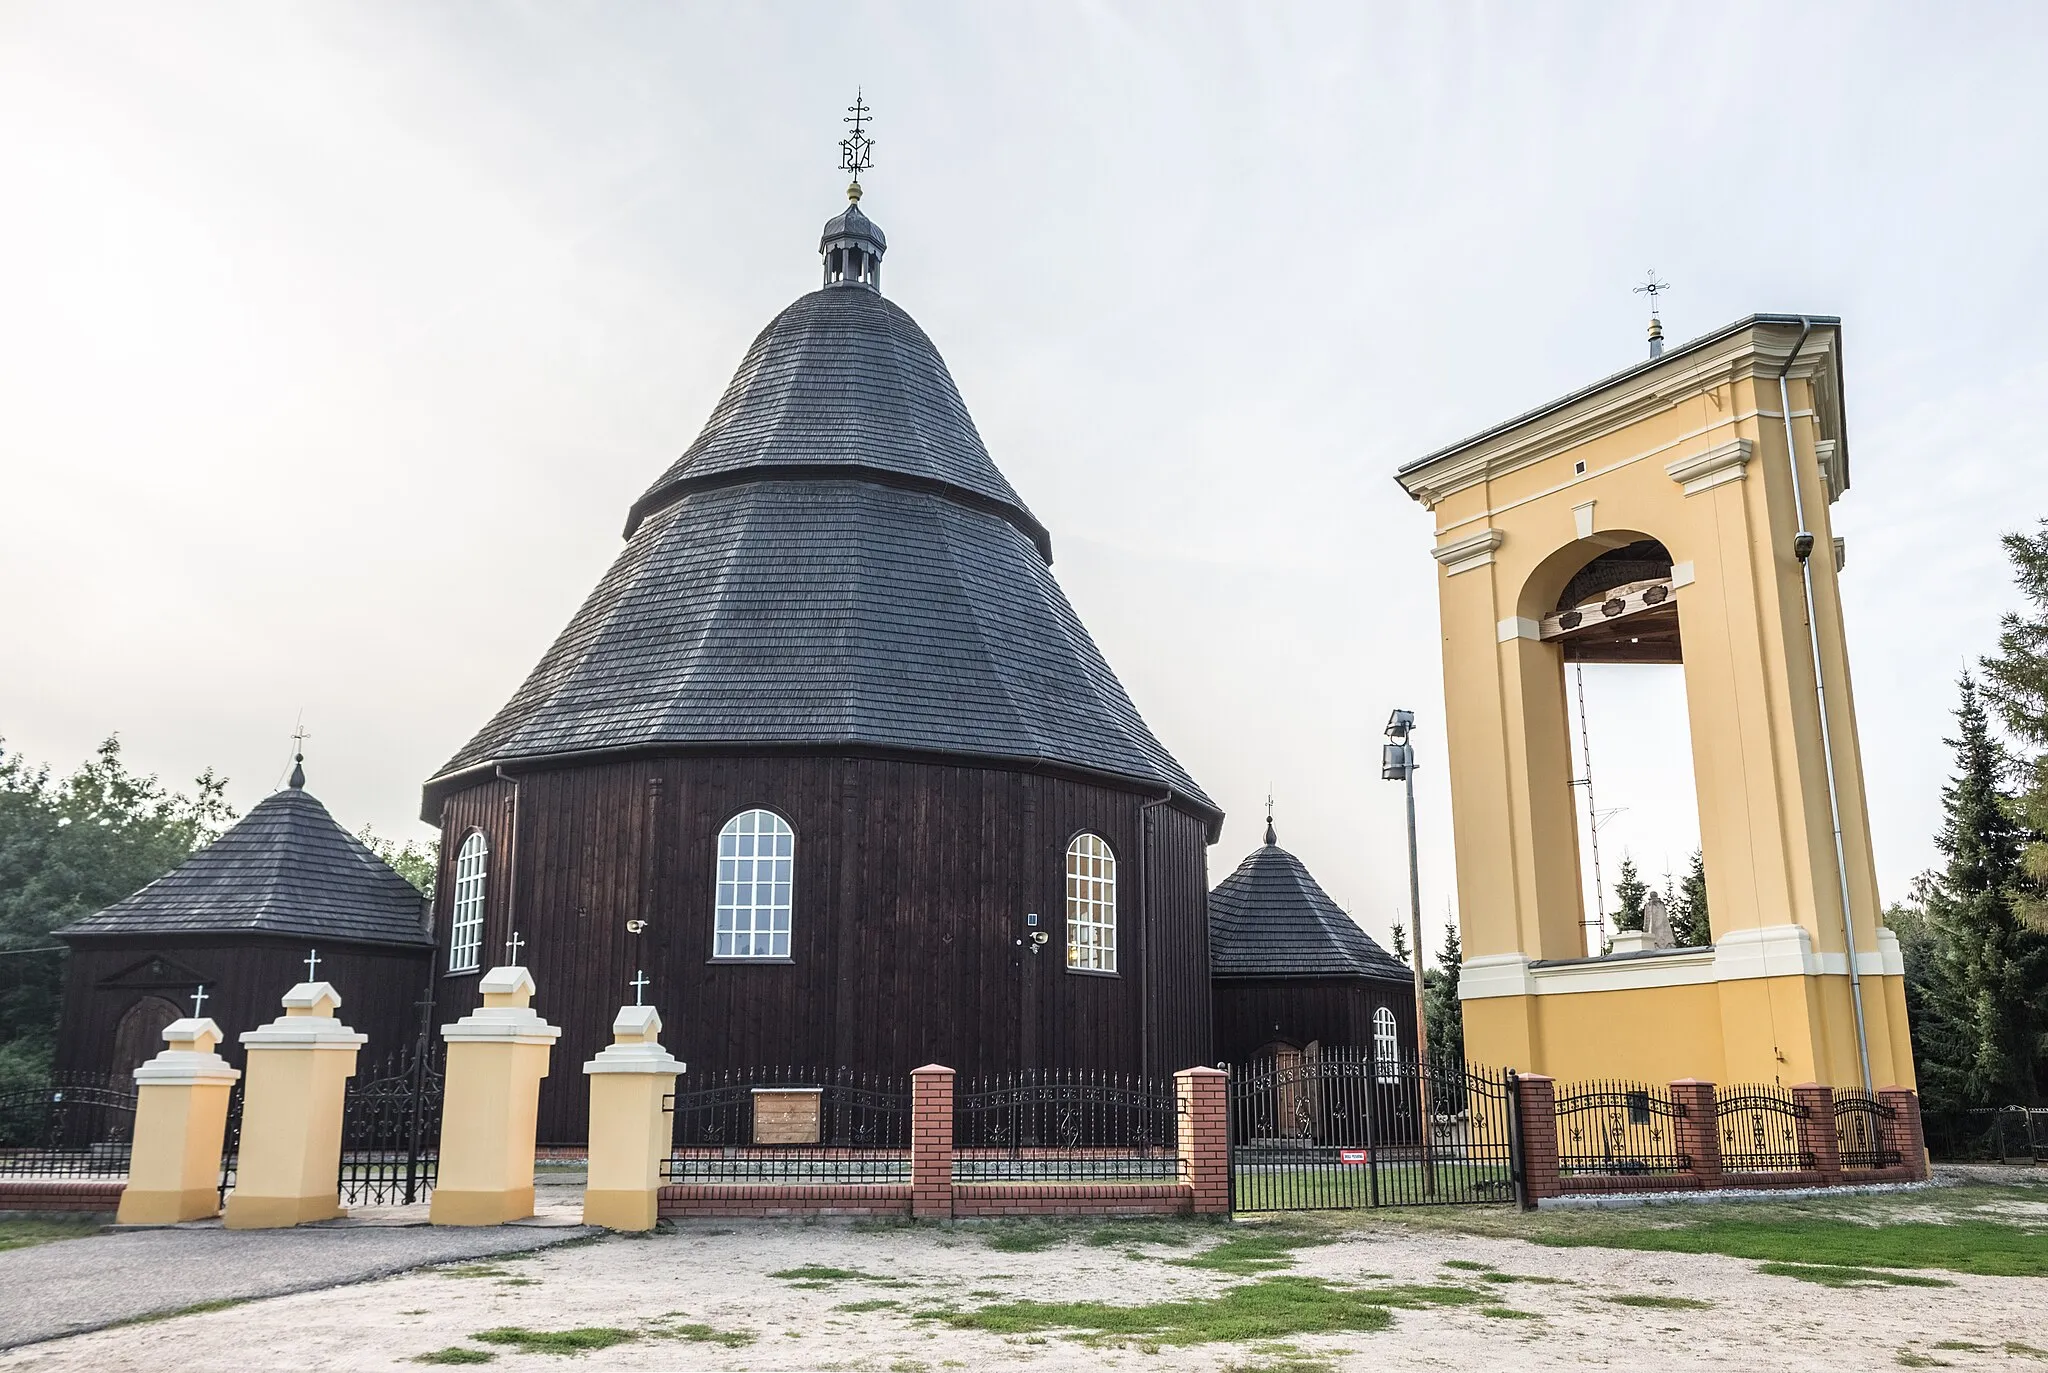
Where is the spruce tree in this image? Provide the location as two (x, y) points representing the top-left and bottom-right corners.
(1612, 857), (1648, 933)
(1425, 919), (1464, 1066)
(1980, 518), (2048, 936)
(1669, 849), (1712, 947)
(1919, 676), (2045, 1109)
(1388, 918), (1410, 965)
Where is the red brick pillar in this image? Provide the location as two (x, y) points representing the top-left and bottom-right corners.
(1175, 1067), (1230, 1216)
(1792, 1084), (1842, 1184)
(1879, 1087), (1929, 1180)
(1513, 1073), (1559, 1206)
(910, 1065), (954, 1220)
(1669, 1080), (1722, 1187)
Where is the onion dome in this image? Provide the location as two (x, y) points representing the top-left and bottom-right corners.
(57, 774), (430, 947)
(426, 192), (1218, 832)
(1209, 829), (1409, 979)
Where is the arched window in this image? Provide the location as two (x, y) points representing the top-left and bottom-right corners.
(714, 809), (794, 959)
(448, 831), (487, 973)
(1065, 833), (1117, 973)
(1373, 1006), (1400, 1082)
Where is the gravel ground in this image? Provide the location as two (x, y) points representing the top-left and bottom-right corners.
(0, 1216), (2038, 1371)
(0, 1221), (598, 1350)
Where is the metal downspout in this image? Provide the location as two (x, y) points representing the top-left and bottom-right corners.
(1777, 318), (1874, 1091)
(1137, 790), (1173, 1080)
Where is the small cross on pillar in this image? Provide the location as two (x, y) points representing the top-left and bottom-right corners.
(189, 984), (209, 1017)
(630, 970), (650, 1007)
(504, 931), (525, 965)
(304, 948), (321, 982)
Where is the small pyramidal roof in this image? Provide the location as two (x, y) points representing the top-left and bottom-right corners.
(58, 759), (430, 948)
(1209, 818), (1411, 981)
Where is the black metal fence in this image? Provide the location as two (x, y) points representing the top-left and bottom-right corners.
(1554, 1080), (1690, 1176)
(0, 1072), (136, 1179)
(1716, 1083), (1813, 1172)
(1832, 1089), (1900, 1170)
(336, 1046), (444, 1206)
(953, 1070), (1179, 1182)
(1227, 1049), (1520, 1209)
(662, 1066), (910, 1184)
(1927, 1105), (2048, 1163)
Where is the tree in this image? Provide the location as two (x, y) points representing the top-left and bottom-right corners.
(1916, 676), (2046, 1110)
(0, 736), (233, 1091)
(1424, 918), (1464, 1066)
(358, 827), (440, 900)
(1980, 518), (2048, 935)
(1388, 918), (1410, 966)
(1612, 857), (1648, 933)
(1667, 850), (1712, 947)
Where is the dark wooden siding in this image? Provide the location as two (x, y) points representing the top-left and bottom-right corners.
(429, 753), (1215, 1143)
(1212, 975), (1417, 1066)
(55, 936), (432, 1076)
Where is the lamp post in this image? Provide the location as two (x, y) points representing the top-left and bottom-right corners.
(1383, 709), (1434, 1195)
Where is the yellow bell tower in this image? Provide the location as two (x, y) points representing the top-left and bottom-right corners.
(1396, 314), (1913, 1091)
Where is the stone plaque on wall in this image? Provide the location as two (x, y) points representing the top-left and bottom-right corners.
(752, 1088), (822, 1145)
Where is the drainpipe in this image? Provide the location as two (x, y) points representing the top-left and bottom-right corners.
(1777, 319), (1873, 1092)
(494, 765), (523, 957)
(1136, 790), (1173, 1080)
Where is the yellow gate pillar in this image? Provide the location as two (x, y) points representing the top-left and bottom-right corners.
(223, 982), (367, 1229)
(1396, 315), (1913, 1090)
(116, 1018), (240, 1225)
(582, 1005), (686, 1230)
(430, 965), (560, 1226)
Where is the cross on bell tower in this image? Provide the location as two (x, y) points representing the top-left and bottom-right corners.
(1635, 271), (1671, 358)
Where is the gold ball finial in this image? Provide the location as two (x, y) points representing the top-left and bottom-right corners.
(847, 180), (863, 203)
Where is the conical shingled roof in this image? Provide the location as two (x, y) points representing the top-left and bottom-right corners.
(56, 783), (430, 947)
(1209, 837), (1410, 980)
(429, 205), (1215, 828)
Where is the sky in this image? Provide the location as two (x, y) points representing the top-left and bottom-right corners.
(3, 2), (2044, 963)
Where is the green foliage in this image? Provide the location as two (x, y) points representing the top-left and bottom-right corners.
(1981, 520), (2048, 936)
(0, 735), (233, 1089)
(926, 1276), (1408, 1343)
(1912, 677), (2048, 1111)
(980, 1222), (1067, 1253)
(470, 1327), (638, 1354)
(1604, 1293), (1713, 1309)
(1167, 1229), (1333, 1274)
(1666, 850), (1711, 947)
(358, 826), (440, 899)
(1537, 1215), (2047, 1278)
(1387, 919), (1410, 966)
(1611, 857), (1647, 933)
(651, 1322), (758, 1347)
(1424, 919), (1463, 1064)
(0, 1217), (102, 1252)
(411, 1350), (495, 1366)
(1753, 1262), (1952, 1289)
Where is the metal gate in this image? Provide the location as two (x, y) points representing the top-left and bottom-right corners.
(336, 1044), (444, 1206)
(1227, 1047), (1521, 1210)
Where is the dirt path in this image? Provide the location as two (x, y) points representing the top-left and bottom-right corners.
(0, 1214), (2037, 1372)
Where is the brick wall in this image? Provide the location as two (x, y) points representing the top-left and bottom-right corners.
(910, 1064), (954, 1220)
(1514, 1074), (1559, 1205)
(1879, 1088), (1929, 1181)
(656, 1184), (910, 1219)
(0, 1180), (125, 1215)
(1175, 1067), (1229, 1216)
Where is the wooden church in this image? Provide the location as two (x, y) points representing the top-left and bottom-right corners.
(418, 180), (1224, 1140)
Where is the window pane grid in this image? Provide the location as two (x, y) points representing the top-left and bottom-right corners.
(713, 809), (794, 959)
(449, 832), (487, 973)
(1065, 833), (1117, 972)
(1373, 1006), (1400, 1082)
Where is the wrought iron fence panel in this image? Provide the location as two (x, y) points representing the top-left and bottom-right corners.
(663, 1066), (911, 1184)
(217, 1079), (245, 1203)
(1554, 1080), (1690, 1175)
(1951, 1106), (2048, 1163)
(0, 1072), (137, 1179)
(335, 1045), (444, 1206)
(952, 1069), (1179, 1182)
(1832, 1089), (1900, 1170)
(1226, 1049), (1519, 1210)
(1715, 1084), (1812, 1172)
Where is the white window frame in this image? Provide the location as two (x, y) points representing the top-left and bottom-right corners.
(1064, 832), (1118, 973)
(713, 809), (794, 960)
(1373, 1006), (1400, 1082)
(448, 831), (487, 974)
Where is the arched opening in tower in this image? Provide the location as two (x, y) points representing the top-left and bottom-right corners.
(1545, 539), (1706, 957)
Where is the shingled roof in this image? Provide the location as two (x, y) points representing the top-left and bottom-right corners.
(427, 197), (1216, 830)
(1209, 828), (1410, 981)
(57, 775), (430, 948)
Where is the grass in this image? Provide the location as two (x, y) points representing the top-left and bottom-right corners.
(411, 1350), (496, 1366)
(107, 1298), (250, 1328)
(652, 1322), (757, 1348)
(2007, 1343), (2048, 1361)
(1169, 1229), (1334, 1275)
(0, 1218), (100, 1253)
(1604, 1293), (1714, 1310)
(834, 1299), (902, 1313)
(436, 1265), (514, 1280)
(1085, 1220), (1202, 1248)
(1478, 1306), (1541, 1320)
(980, 1222), (1067, 1253)
(1222, 1358), (1337, 1373)
(470, 1327), (639, 1355)
(768, 1264), (907, 1287)
(1536, 1215), (2046, 1279)
(1754, 1262), (1953, 1289)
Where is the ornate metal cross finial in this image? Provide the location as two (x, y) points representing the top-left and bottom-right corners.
(304, 948), (321, 982)
(839, 88), (875, 191)
(631, 970), (650, 1007)
(190, 984), (209, 1017)
(504, 930), (525, 964)
(1634, 270), (1671, 316)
